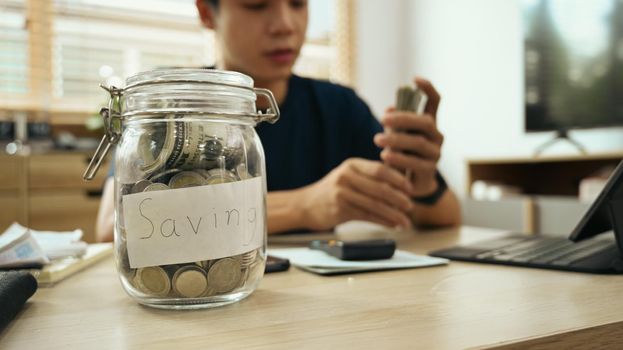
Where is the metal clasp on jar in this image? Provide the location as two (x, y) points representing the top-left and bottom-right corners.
(252, 88), (280, 124)
(83, 84), (123, 180)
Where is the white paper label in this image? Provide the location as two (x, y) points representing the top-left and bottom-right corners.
(123, 177), (264, 268)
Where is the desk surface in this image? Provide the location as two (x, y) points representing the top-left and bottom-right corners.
(3, 225), (623, 349)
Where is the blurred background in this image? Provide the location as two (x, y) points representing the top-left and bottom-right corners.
(1, 0), (623, 241)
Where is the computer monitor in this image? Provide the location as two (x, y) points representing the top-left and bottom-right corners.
(570, 160), (623, 255)
(523, 0), (623, 132)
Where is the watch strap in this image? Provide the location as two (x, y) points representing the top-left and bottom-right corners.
(412, 171), (448, 206)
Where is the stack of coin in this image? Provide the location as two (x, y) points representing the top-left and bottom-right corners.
(241, 249), (257, 269)
(244, 249), (265, 288)
(247, 260), (265, 286)
(126, 249), (262, 298)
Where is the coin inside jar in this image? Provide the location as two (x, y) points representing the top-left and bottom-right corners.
(148, 168), (182, 184)
(131, 179), (153, 193)
(197, 259), (215, 271)
(168, 171), (207, 188)
(205, 169), (239, 184)
(172, 266), (208, 298)
(241, 249), (257, 268)
(247, 259), (265, 283)
(143, 183), (170, 192)
(207, 258), (242, 293)
(135, 266), (171, 296)
(235, 163), (252, 180)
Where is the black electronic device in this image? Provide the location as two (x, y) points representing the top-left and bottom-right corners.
(27, 122), (51, 140)
(265, 255), (290, 273)
(430, 160), (623, 274)
(309, 239), (396, 261)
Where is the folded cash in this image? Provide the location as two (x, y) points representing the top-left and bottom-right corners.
(392, 85), (428, 182)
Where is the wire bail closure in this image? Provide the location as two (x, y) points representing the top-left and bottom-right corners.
(82, 78), (280, 181)
(82, 84), (123, 181)
(252, 87), (280, 124)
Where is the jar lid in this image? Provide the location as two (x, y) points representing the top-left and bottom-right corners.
(120, 68), (276, 122)
(125, 68), (254, 91)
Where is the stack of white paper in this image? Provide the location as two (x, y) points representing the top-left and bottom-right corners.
(0, 223), (87, 268)
(30, 228), (87, 260)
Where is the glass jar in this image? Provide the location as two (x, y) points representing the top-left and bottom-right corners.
(84, 68), (279, 309)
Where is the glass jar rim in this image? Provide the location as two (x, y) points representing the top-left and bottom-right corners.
(125, 68), (255, 91)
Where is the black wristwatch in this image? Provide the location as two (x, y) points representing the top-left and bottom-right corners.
(412, 171), (448, 206)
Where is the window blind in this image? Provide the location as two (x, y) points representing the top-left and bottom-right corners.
(0, 0), (354, 118)
(0, 0), (28, 96)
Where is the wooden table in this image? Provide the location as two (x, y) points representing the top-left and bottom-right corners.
(3, 226), (623, 349)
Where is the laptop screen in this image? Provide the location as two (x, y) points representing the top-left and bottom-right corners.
(570, 160), (623, 243)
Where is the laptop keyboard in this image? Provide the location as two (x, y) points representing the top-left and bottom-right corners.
(473, 236), (614, 267)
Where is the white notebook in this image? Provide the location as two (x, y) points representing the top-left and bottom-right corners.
(268, 248), (448, 275)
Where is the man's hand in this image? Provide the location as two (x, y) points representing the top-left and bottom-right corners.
(373, 77), (444, 197)
(299, 158), (415, 230)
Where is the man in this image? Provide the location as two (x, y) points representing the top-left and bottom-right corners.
(95, 0), (460, 242)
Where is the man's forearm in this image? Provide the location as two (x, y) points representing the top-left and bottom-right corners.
(267, 189), (307, 234)
(409, 189), (461, 228)
(96, 177), (115, 242)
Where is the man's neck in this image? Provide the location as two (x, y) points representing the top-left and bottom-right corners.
(215, 62), (290, 109)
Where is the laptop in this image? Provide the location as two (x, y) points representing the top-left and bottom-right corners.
(430, 160), (623, 274)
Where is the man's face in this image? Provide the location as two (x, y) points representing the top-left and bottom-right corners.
(200, 0), (308, 83)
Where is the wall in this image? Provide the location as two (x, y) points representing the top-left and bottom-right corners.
(355, 0), (623, 196)
(355, 0), (410, 116)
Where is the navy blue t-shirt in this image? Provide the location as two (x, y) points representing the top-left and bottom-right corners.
(258, 75), (382, 191)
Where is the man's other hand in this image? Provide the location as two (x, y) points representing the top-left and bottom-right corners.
(374, 77), (444, 197)
(299, 158), (414, 230)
